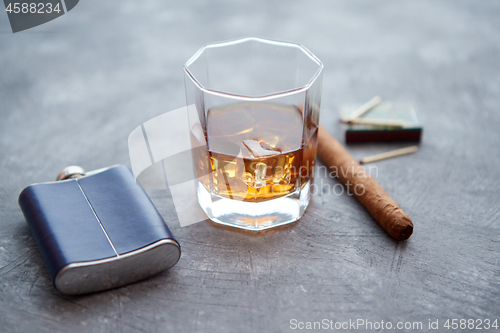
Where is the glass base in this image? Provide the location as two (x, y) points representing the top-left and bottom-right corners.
(197, 181), (311, 231)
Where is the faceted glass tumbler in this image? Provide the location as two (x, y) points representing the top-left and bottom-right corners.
(184, 37), (323, 230)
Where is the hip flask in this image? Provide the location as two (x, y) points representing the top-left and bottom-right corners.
(18, 165), (181, 295)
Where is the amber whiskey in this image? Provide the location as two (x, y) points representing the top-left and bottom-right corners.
(193, 102), (317, 202)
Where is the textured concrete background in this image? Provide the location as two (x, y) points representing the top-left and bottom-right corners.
(1, 1), (499, 332)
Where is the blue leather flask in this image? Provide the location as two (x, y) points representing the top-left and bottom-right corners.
(18, 165), (181, 295)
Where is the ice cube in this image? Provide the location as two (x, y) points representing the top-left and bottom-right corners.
(242, 139), (281, 158)
(254, 162), (268, 188)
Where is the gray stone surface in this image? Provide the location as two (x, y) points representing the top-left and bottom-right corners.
(1, 1), (499, 332)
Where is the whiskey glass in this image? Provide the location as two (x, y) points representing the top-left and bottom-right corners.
(184, 37), (323, 230)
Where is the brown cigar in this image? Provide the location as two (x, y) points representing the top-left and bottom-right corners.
(316, 125), (414, 240)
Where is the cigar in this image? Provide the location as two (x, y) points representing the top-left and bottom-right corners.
(316, 125), (414, 240)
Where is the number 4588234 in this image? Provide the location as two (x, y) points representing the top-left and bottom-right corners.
(444, 319), (498, 330)
(5, 2), (62, 14)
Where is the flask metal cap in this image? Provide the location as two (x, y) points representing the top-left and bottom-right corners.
(56, 166), (86, 181)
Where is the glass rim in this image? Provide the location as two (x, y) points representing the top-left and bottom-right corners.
(183, 37), (324, 101)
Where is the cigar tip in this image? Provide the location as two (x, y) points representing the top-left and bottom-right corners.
(398, 224), (413, 241)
